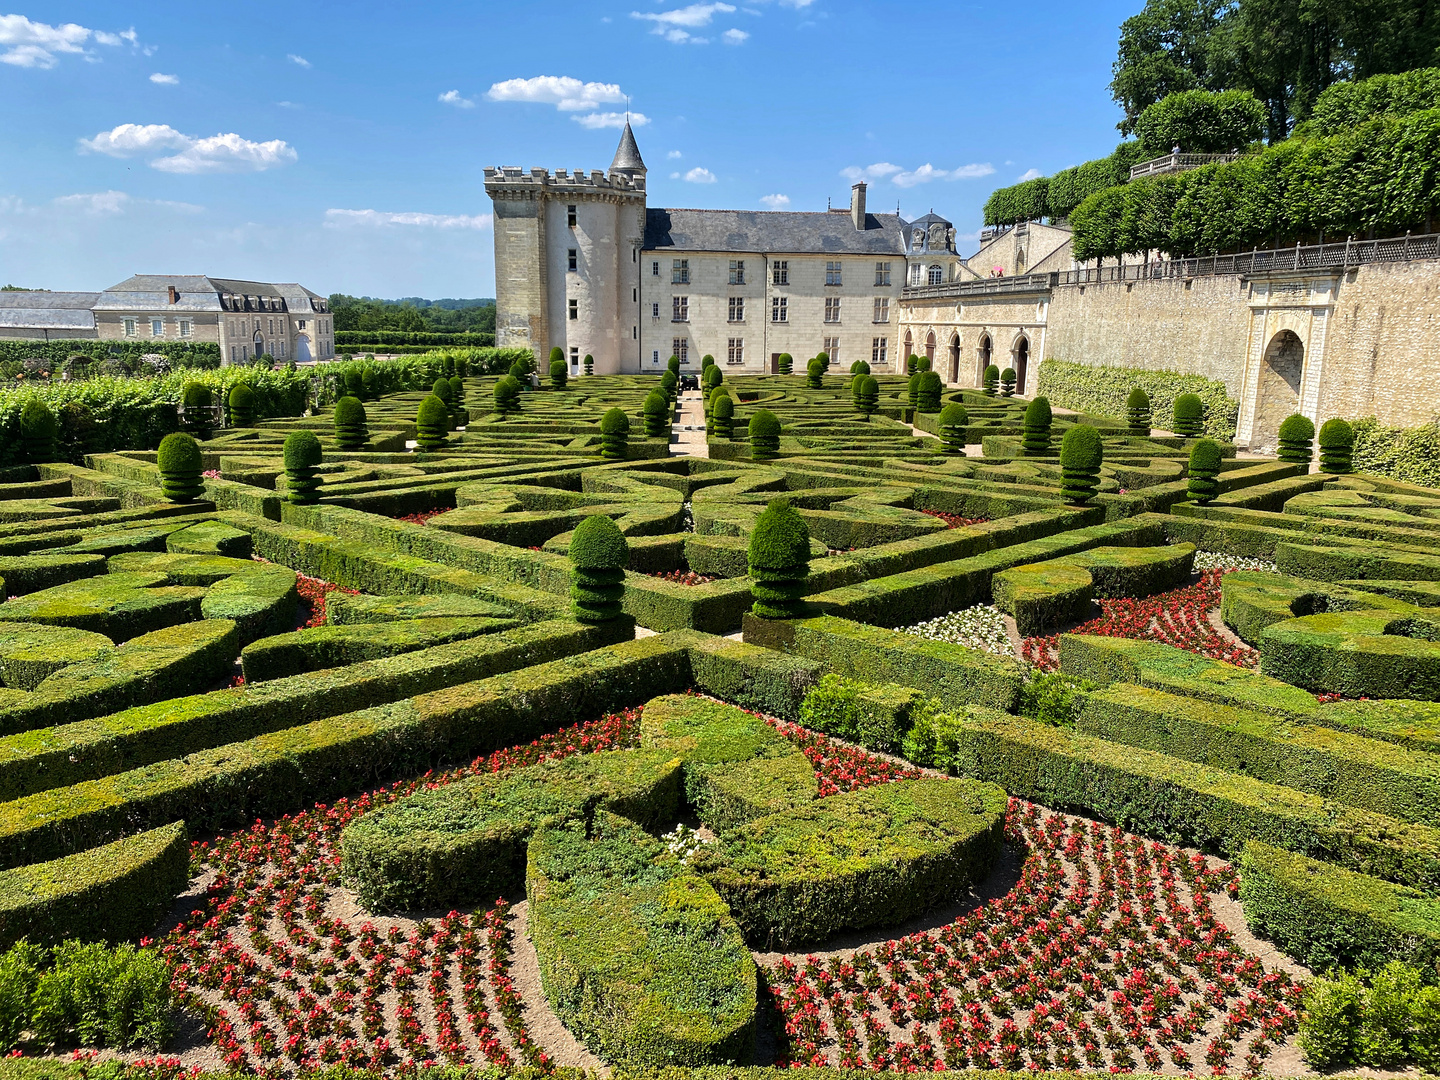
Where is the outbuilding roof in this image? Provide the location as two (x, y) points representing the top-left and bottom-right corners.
(0, 291), (100, 330)
(643, 208), (908, 255)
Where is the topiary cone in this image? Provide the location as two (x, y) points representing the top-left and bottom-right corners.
(334, 395), (369, 450)
(1059, 424), (1103, 505)
(600, 408), (629, 460)
(1277, 413), (1315, 466)
(939, 402), (969, 456)
(570, 514), (629, 623)
(157, 432), (204, 502)
(1187, 439), (1222, 503)
(283, 430), (324, 505)
(1172, 393), (1204, 437)
(19, 399), (60, 463)
(227, 382), (257, 427)
(1126, 387), (1152, 436)
(415, 395), (450, 451)
(749, 409), (781, 461)
(1318, 418), (1355, 474)
(983, 364), (1000, 397)
(917, 370), (943, 413)
(1022, 396), (1053, 455)
(643, 390), (670, 438)
(1000, 367), (1016, 397)
(432, 377), (455, 406)
(748, 498), (810, 620)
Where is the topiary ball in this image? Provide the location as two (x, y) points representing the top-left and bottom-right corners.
(183, 382), (212, 408)
(939, 402), (969, 456)
(777, 352), (793, 375)
(433, 377), (455, 405)
(1187, 439), (1223, 503)
(999, 367), (1017, 397)
(1126, 387), (1152, 436)
(806, 358), (824, 389)
(583, 354), (594, 375)
(983, 364), (1000, 396)
(713, 394), (736, 439)
(917, 370), (943, 413)
(1022, 396), (1053, 455)
(907, 372), (921, 408)
(227, 382), (257, 426)
(1318, 418), (1355, 474)
(344, 369), (364, 398)
(703, 365), (723, 391)
(283, 430), (324, 505)
(550, 359), (568, 389)
(600, 407), (630, 460)
(1059, 424), (1103, 505)
(854, 360), (870, 377)
(643, 390), (670, 438)
(668, 355), (682, 376)
(449, 375), (465, 403)
(570, 514), (629, 623)
(334, 396), (369, 451)
(701, 354), (715, 371)
(156, 431), (204, 502)
(748, 409), (781, 461)
(1172, 393), (1204, 437)
(661, 370), (678, 399)
(416, 395), (451, 451)
(549, 347), (564, 369)
(493, 375), (522, 417)
(747, 498), (811, 620)
(853, 374), (880, 416)
(906, 356), (919, 375)
(1277, 413), (1315, 465)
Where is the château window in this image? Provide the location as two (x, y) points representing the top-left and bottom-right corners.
(928, 264), (944, 285)
(570, 345), (579, 367)
(727, 338), (744, 365)
(872, 337), (888, 365)
(567, 204), (577, 228)
(824, 297), (841, 323)
(728, 297), (745, 323)
(672, 296), (689, 322)
(652, 302), (660, 318)
(729, 260), (745, 285)
(179, 319), (192, 338)
(873, 297), (890, 323)
(124, 318), (136, 337)
(771, 297), (787, 323)
(823, 336), (840, 362)
(151, 318), (164, 337)
(908, 264), (922, 286)
(672, 337), (688, 363)
(568, 250), (578, 272)
(875, 261), (891, 286)
(672, 259), (689, 284)
(772, 261), (788, 285)
(825, 261), (843, 286)
(652, 261), (660, 276)
(569, 299), (579, 321)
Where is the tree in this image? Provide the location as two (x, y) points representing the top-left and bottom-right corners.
(1110, 0), (1237, 135)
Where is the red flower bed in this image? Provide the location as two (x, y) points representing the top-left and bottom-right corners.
(648, 568), (717, 586)
(393, 508), (447, 526)
(164, 708), (641, 1076)
(764, 800), (1299, 1076)
(922, 510), (992, 529)
(294, 574), (360, 629)
(1021, 569), (1256, 672)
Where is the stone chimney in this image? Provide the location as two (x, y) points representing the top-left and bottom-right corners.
(167, 285), (179, 304)
(850, 182), (867, 231)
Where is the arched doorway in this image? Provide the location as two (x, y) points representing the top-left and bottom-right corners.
(1014, 336), (1030, 394)
(1015, 248), (1027, 275)
(976, 333), (992, 386)
(253, 330), (265, 359)
(925, 331), (936, 367)
(903, 330), (913, 366)
(948, 333), (960, 383)
(1254, 330), (1304, 449)
(296, 335), (312, 364)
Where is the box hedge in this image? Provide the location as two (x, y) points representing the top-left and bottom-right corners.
(240, 615), (520, 682)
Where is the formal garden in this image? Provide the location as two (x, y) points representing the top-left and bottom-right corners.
(0, 349), (1436, 1080)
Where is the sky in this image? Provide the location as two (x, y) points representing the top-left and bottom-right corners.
(0, 0), (1140, 299)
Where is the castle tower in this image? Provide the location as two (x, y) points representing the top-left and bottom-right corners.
(484, 125), (646, 375)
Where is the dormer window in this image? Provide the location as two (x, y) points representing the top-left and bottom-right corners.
(928, 265), (944, 285)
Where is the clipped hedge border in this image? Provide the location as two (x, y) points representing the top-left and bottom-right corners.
(240, 616), (520, 682)
(0, 821), (187, 950)
(1034, 358), (1238, 442)
(1241, 839), (1440, 974)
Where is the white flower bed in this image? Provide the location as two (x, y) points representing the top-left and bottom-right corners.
(901, 604), (1015, 658)
(1193, 550), (1278, 573)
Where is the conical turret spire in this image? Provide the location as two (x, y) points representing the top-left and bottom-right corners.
(610, 122), (646, 176)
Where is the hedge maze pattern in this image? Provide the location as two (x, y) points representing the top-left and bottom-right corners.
(3, 365), (1440, 1074)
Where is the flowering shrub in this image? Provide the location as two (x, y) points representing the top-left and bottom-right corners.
(1022, 569), (1256, 671)
(164, 708), (642, 1075)
(902, 605), (1014, 658)
(921, 510), (992, 529)
(763, 799), (1299, 1075)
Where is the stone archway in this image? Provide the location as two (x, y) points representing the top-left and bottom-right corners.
(1253, 329), (1304, 450)
(1014, 335), (1030, 395)
(925, 331), (936, 366)
(903, 330), (914, 365)
(976, 333), (992, 386)
(948, 333), (960, 384)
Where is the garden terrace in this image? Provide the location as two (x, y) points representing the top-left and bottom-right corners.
(0, 368), (1438, 1074)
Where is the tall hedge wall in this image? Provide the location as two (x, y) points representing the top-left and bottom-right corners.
(1350, 417), (1440, 487)
(334, 330), (494, 348)
(1034, 358), (1238, 441)
(984, 142), (1147, 226)
(1311, 66), (1440, 134)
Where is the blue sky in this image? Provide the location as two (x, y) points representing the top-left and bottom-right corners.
(1, 0), (1138, 298)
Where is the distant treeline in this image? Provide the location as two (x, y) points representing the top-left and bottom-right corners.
(329, 294), (497, 336)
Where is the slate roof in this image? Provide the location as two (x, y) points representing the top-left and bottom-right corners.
(611, 123), (646, 173)
(643, 208), (908, 255)
(92, 276), (325, 313)
(0, 291), (99, 330)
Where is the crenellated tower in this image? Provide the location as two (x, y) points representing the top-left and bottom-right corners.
(484, 124), (647, 375)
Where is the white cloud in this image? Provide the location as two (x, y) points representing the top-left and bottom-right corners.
(840, 162), (902, 182)
(485, 75), (625, 112)
(759, 193), (790, 209)
(53, 191), (130, 215)
(572, 111), (650, 129)
(438, 89), (475, 108)
(667, 150), (683, 159)
(892, 162), (996, 187)
(80, 123), (297, 174)
(0, 14), (136, 68)
(325, 209), (492, 230)
(287, 53), (310, 68)
(149, 72), (178, 85)
(1016, 168), (1043, 181)
(722, 28), (749, 43)
(632, 3), (736, 42)
(682, 167), (716, 183)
